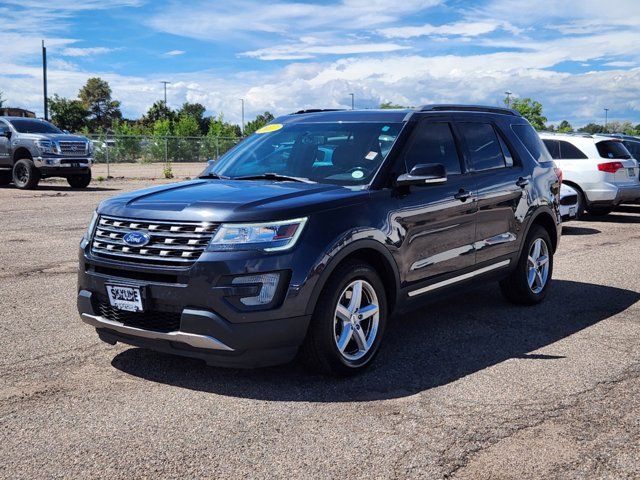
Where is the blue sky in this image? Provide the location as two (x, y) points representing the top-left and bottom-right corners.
(1, 0), (639, 127)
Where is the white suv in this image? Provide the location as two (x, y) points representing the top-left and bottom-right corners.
(540, 132), (640, 216)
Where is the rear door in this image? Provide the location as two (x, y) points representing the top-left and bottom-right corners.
(390, 117), (477, 288)
(454, 121), (528, 265)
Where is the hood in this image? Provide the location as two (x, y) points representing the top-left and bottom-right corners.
(18, 133), (89, 142)
(98, 179), (368, 223)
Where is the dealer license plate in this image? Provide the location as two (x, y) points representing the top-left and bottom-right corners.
(106, 285), (143, 312)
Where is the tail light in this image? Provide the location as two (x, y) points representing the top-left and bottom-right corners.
(554, 166), (563, 184)
(597, 162), (624, 173)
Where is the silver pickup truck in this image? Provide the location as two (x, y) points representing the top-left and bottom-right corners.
(0, 116), (93, 189)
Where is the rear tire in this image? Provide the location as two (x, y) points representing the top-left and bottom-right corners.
(12, 159), (40, 189)
(500, 225), (553, 305)
(67, 171), (92, 188)
(300, 260), (387, 376)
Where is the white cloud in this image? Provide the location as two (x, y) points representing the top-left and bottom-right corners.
(378, 21), (512, 39)
(61, 47), (115, 57)
(164, 50), (186, 57)
(240, 41), (410, 60)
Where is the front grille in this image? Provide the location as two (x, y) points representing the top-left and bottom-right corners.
(91, 215), (218, 266)
(58, 141), (88, 156)
(96, 300), (181, 332)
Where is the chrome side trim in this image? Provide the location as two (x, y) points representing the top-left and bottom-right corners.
(81, 313), (234, 351)
(408, 259), (511, 297)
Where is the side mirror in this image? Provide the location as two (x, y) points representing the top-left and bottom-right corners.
(396, 163), (447, 187)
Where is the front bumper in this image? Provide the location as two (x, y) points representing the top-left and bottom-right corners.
(34, 156), (92, 171)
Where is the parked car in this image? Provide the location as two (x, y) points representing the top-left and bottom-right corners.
(559, 183), (579, 221)
(540, 132), (640, 215)
(599, 133), (640, 164)
(78, 105), (562, 375)
(0, 117), (93, 189)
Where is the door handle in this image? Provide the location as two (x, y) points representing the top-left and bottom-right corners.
(454, 189), (472, 202)
(516, 177), (530, 188)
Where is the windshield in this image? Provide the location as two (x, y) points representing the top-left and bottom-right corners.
(8, 119), (62, 134)
(203, 121), (404, 186)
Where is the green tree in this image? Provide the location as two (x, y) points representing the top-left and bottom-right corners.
(507, 97), (547, 130)
(0, 91), (4, 108)
(379, 101), (408, 109)
(48, 94), (89, 132)
(244, 111), (275, 136)
(78, 77), (122, 130)
(174, 115), (201, 161)
(203, 114), (241, 159)
(142, 101), (175, 127)
(557, 120), (573, 133)
(111, 120), (145, 162)
(578, 123), (606, 134)
(177, 102), (208, 134)
(145, 119), (173, 162)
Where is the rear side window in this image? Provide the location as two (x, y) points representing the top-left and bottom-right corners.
(558, 141), (587, 159)
(597, 141), (632, 159)
(542, 139), (560, 159)
(623, 141), (640, 159)
(512, 124), (553, 163)
(457, 123), (506, 171)
(403, 122), (462, 175)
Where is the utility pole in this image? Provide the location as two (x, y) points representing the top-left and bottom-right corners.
(504, 91), (512, 108)
(42, 40), (48, 120)
(349, 93), (354, 110)
(160, 81), (171, 106)
(240, 98), (245, 136)
(604, 108), (609, 129)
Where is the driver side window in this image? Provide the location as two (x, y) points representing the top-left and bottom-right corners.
(403, 122), (462, 175)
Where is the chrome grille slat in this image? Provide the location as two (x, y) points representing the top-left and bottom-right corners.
(58, 141), (88, 156)
(91, 215), (217, 266)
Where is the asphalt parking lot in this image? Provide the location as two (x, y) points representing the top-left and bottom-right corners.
(1, 179), (639, 479)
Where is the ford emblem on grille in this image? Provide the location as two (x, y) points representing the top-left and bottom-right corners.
(123, 231), (150, 247)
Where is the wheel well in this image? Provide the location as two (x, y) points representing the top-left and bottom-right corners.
(338, 248), (398, 314)
(13, 147), (32, 163)
(530, 212), (558, 252)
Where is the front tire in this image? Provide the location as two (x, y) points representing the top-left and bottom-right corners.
(500, 225), (553, 305)
(67, 171), (92, 188)
(301, 260), (387, 376)
(12, 159), (40, 189)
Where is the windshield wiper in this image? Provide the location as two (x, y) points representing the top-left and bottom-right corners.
(233, 173), (316, 183)
(199, 172), (230, 179)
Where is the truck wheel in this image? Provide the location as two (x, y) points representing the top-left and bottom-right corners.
(12, 159), (40, 190)
(67, 171), (92, 188)
(300, 260), (387, 376)
(500, 225), (553, 305)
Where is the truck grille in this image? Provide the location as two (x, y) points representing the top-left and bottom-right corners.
(91, 215), (218, 266)
(58, 141), (88, 155)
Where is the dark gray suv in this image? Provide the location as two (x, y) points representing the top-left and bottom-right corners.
(78, 105), (562, 375)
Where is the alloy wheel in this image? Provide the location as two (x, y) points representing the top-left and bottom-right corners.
(527, 238), (550, 294)
(333, 279), (380, 361)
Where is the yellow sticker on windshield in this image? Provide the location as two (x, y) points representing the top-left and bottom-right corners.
(255, 123), (283, 134)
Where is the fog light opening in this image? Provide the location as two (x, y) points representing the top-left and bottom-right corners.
(231, 273), (280, 306)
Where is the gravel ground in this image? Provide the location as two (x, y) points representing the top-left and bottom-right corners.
(1, 178), (639, 479)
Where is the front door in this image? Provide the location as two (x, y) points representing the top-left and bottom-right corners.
(389, 118), (477, 290)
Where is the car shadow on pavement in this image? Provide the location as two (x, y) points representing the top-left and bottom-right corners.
(111, 280), (640, 402)
(562, 226), (601, 235)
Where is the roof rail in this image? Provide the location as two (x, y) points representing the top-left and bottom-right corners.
(292, 108), (346, 115)
(418, 104), (521, 117)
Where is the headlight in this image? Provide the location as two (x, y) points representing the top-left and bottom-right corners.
(83, 211), (99, 241)
(35, 140), (57, 154)
(207, 217), (307, 252)
(87, 141), (93, 154)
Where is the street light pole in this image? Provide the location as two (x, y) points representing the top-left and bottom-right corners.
(349, 93), (354, 110)
(604, 108), (609, 129)
(240, 98), (245, 136)
(504, 91), (512, 108)
(160, 81), (171, 106)
(42, 40), (48, 120)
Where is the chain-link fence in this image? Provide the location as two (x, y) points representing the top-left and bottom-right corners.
(85, 134), (241, 165)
